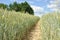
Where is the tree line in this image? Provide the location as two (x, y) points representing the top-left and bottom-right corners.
(0, 1), (34, 15)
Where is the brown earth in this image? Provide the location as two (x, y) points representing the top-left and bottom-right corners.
(22, 20), (41, 40)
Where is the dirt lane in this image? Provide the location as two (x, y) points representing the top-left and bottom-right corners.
(23, 20), (41, 40)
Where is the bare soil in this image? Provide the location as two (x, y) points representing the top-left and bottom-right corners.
(22, 20), (41, 40)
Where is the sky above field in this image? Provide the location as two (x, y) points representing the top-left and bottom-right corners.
(0, 0), (60, 17)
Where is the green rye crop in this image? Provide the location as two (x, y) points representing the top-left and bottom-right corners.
(0, 9), (40, 40)
(40, 12), (60, 40)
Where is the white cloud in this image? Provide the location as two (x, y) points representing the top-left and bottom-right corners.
(49, 1), (54, 3)
(31, 5), (44, 17)
(47, 4), (58, 11)
(47, 4), (57, 8)
(31, 5), (44, 13)
(47, 0), (60, 11)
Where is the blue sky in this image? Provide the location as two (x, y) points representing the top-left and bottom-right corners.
(0, 0), (59, 17)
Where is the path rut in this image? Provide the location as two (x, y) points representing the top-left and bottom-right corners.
(23, 20), (41, 40)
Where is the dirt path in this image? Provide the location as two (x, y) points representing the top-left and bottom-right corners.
(22, 20), (41, 40)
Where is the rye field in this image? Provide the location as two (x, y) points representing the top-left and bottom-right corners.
(0, 9), (40, 40)
(40, 12), (60, 40)
(0, 9), (60, 40)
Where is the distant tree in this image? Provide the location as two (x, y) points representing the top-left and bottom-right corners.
(20, 1), (29, 11)
(25, 6), (34, 15)
(9, 1), (34, 15)
(9, 2), (19, 11)
(0, 3), (8, 9)
(21, 1), (34, 15)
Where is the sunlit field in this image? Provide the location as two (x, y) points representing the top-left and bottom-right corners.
(0, 0), (60, 40)
(0, 9), (40, 40)
(40, 12), (60, 40)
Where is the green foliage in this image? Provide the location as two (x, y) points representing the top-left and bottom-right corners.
(0, 1), (34, 15)
(9, 1), (34, 15)
(0, 9), (39, 40)
(40, 13), (60, 40)
(25, 6), (34, 15)
(0, 3), (8, 9)
(9, 2), (19, 11)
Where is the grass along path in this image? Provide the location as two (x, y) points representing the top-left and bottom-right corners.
(22, 20), (41, 40)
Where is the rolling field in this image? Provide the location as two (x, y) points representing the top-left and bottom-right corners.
(40, 12), (60, 40)
(0, 9), (40, 40)
(0, 9), (60, 40)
